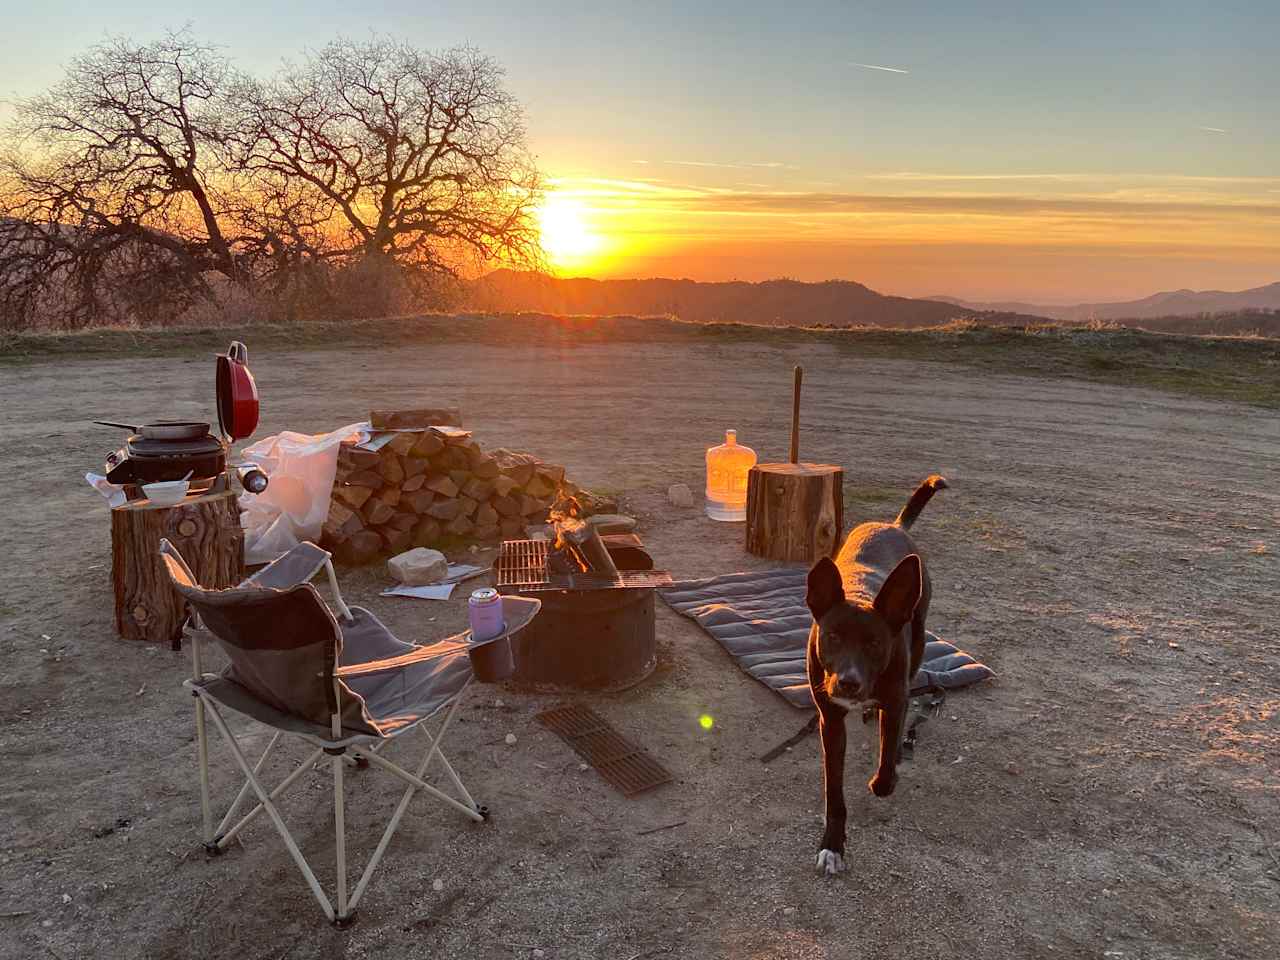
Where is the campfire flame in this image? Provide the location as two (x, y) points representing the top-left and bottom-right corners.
(548, 487), (591, 572)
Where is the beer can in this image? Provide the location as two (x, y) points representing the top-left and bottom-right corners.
(468, 588), (505, 643)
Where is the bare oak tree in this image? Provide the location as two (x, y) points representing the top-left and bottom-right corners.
(0, 32), (245, 327)
(237, 40), (544, 281)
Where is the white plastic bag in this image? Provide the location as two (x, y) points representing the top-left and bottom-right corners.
(239, 422), (369, 564)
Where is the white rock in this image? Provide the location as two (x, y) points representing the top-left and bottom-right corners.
(61, 894), (71, 904)
(782, 906), (797, 916)
(387, 548), (448, 586)
(578, 763), (590, 772)
(667, 483), (694, 508)
(533, 951), (545, 959)
(432, 879), (444, 892)
(505, 733), (518, 746)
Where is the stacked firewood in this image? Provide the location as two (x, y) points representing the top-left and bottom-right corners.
(320, 408), (586, 565)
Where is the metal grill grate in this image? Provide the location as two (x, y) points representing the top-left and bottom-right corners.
(536, 703), (673, 797)
(495, 539), (673, 594)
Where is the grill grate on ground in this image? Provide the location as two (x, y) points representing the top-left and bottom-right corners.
(536, 703), (673, 797)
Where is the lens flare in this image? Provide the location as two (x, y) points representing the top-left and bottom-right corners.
(698, 714), (714, 730)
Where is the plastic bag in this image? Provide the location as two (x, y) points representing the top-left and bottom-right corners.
(239, 422), (369, 564)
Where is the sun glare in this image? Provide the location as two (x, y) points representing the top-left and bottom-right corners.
(538, 195), (603, 268)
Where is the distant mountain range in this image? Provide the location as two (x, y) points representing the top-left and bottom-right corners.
(463, 271), (1280, 335)
(464, 270), (1041, 328)
(931, 281), (1280, 322)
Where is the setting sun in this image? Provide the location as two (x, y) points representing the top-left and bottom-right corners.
(537, 194), (603, 268)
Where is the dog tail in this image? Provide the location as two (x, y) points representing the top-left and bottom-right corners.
(894, 475), (949, 530)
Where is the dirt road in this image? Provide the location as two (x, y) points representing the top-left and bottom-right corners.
(1, 333), (1277, 959)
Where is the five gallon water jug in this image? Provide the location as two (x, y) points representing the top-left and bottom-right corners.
(705, 429), (756, 521)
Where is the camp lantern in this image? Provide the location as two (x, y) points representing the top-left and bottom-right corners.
(705, 429), (756, 521)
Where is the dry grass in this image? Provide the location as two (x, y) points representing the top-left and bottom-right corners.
(3, 311), (1280, 409)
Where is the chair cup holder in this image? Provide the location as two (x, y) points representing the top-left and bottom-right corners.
(467, 636), (515, 683)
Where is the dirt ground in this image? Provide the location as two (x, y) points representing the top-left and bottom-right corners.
(1, 332), (1277, 960)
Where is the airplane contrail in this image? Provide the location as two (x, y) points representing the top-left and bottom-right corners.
(852, 62), (910, 74)
(1198, 125), (1227, 134)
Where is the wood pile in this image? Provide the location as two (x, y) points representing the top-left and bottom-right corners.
(320, 409), (591, 565)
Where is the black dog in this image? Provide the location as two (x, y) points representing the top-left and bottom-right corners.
(805, 475), (948, 875)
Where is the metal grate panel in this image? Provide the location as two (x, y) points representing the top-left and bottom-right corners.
(536, 703), (673, 797)
(495, 539), (673, 594)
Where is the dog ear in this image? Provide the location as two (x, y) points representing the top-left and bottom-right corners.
(806, 556), (844, 619)
(873, 554), (922, 629)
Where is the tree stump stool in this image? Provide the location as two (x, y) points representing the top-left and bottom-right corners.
(111, 489), (244, 644)
(745, 463), (844, 564)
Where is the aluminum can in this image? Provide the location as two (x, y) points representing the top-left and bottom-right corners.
(468, 588), (505, 642)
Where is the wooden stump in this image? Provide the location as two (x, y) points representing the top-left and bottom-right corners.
(111, 489), (244, 644)
(745, 463), (844, 563)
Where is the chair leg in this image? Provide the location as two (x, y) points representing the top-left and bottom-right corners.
(201, 698), (336, 922)
(217, 731), (283, 839)
(333, 753), (350, 923)
(219, 746), (326, 848)
(194, 697), (214, 848)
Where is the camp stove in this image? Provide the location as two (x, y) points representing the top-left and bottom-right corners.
(495, 533), (672, 692)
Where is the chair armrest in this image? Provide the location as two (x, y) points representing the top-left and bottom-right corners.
(335, 638), (470, 678)
(242, 541), (331, 591)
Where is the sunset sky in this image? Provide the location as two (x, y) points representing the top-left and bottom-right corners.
(1, 0), (1277, 302)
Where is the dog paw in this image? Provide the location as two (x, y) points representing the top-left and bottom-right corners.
(816, 848), (846, 875)
(868, 771), (897, 797)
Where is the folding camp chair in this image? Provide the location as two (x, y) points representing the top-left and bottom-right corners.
(159, 538), (539, 926)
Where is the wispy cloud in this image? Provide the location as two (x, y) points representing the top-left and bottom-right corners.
(1198, 125), (1228, 134)
(662, 159), (796, 170)
(851, 62), (909, 74)
(870, 171), (1280, 185)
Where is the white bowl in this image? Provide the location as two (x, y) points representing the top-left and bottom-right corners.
(142, 480), (190, 505)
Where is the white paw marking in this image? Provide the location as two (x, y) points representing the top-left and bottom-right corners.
(816, 849), (845, 875)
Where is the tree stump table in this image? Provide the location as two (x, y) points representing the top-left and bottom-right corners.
(111, 489), (244, 644)
(744, 463), (844, 564)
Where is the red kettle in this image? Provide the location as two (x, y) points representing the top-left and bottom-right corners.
(216, 341), (260, 442)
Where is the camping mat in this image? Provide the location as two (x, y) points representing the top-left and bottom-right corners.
(659, 567), (994, 709)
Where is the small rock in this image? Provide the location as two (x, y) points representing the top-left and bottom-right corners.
(667, 483), (694, 508)
(1004, 761), (1021, 776)
(61, 894), (71, 904)
(505, 733), (518, 746)
(1168, 641), (1181, 650)
(950, 715), (958, 722)
(494, 698), (506, 709)
(41, 919), (52, 928)
(387, 548), (448, 586)
(432, 879), (444, 892)
(578, 763), (590, 772)
(782, 906), (797, 917)
(533, 951), (545, 959)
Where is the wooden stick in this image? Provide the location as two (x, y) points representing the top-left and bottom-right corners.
(637, 820), (687, 836)
(789, 365), (803, 463)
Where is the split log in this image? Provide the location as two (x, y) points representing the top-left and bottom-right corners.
(402, 457), (429, 479)
(410, 433), (445, 458)
(427, 499), (461, 521)
(401, 473), (426, 492)
(403, 490), (436, 514)
(385, 511), (418, 533)
(334, 529), (382, 565)
(369, 407), (462, 430)
(492, 475), (519, 497)
(445, 515), (475, 537)
(323, 499), (364, 544)
(379, 527), (414, 555)
(345, 469), (383, 488)
(744, 463), (844, 564)
(525, 474), (556, 498)
(425, 475), (459, 498)
(462, 477), (494, 501)
(335, 485), (374, 509)
(456, 496), (479, 518)
(377, 487), (401, 507)
(492, 494), (522, 518)
(475, 502), (499, 527)
(472, 456), (500, 480)
(112, 489), (243, 644)
(337, 446), (381, 470)
(413, 518), (442, 547)
(378, 454), (405, 485)
(491, 449), (539, 486)
(386, 432), (418, 456)
(362, 499), (395, 527)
